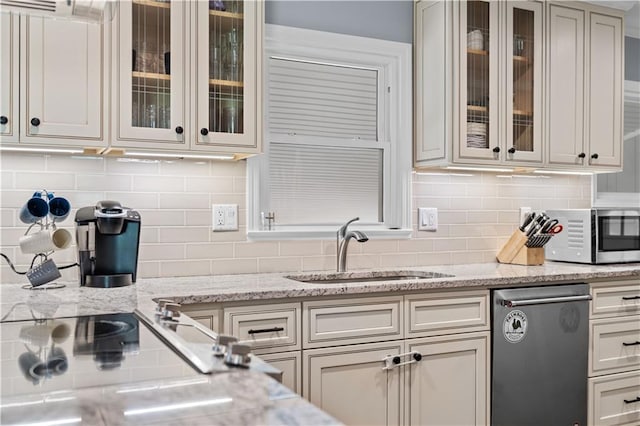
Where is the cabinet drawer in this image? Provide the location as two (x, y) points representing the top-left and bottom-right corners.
(590, 316), (640, 376)
(223, 303), (301, 354)
(591, 281), (640, 319)
(589, 371), (640, 426)
(405, 290), (489, 337)
(303, 296), (403, 348)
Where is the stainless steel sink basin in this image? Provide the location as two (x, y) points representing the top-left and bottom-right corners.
(285, 270), (454, 284)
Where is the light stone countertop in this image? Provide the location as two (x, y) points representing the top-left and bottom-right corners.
(2, 261), (639, 322)
(1, 261), (638, 426)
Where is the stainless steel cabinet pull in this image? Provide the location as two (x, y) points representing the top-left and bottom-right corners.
(501, 295), (592, 307)
(622, 295), (640, 301)
(622, 341), (640, 347)
(623, 397), (640, 404)
(247, 327), (284, 335)
(382, 351), (422, 370)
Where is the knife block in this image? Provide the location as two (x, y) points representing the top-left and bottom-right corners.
(496, 229), (545, 266)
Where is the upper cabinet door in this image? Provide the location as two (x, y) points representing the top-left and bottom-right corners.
(113, 0), (187, 148)
(21, 15), (104, 144)
(457, 0), (500, 162)
(546, 5), (586, 167)
(0, 12), (19, 143)
(587, 12), (622, 168)
(505, 1), (543, 164)
(194, 0), (261, 152)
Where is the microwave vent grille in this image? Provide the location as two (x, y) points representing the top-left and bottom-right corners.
(566, 219), (585, 249)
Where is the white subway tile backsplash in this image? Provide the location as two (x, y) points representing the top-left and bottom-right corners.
(0, 153), (592, 284)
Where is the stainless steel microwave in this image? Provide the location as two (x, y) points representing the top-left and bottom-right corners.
(545, 209), (640, 264)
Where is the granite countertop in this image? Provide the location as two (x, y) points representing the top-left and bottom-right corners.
(2, 261), (639, 323)
(1, 261), (639, 426)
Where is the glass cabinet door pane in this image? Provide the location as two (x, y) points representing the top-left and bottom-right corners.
(131, 0), (172, 130)
(466, 1), (490, 151)
(208, 0), (244, 135)
(512, 8), (534, 153)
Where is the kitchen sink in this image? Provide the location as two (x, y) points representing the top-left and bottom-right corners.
(285, 270), (454, 284)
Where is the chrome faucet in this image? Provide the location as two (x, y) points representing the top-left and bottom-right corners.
(337, 217), (369, 272)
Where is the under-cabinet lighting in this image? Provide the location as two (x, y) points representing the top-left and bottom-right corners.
(445, 166), (515, 173)
(123, 151), (236, 161)
(413, 171), (474, 177)
(13, 418), (81, 426)
(0, 146), (84, 155)
(533, 169), (594, 176)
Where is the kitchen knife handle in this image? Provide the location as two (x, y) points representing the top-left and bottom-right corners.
(247, 327), (284, 335)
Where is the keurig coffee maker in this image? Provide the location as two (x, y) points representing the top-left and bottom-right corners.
(75, 201), (141, 288)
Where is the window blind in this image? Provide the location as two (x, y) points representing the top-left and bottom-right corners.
(267, 57), (379, 141)
(269, 143), (383, 224)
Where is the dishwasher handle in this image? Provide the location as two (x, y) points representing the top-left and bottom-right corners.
(501, 294), (592, 307)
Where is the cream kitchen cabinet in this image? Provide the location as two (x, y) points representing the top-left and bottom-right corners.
(415, 0), (543, 168)
(546, 3), (623, 171)
(302, 291), (490, 426)
(588, 279), (640, 425)
(0, 12), (107, 148)
(111, 0), (262, 155)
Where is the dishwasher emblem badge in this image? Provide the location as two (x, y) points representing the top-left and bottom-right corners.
(503, 310), (528, 343)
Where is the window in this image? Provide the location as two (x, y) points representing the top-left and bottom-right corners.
(247, 25), (412, 240)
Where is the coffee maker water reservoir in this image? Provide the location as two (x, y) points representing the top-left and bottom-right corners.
(75, 201), (141, 288)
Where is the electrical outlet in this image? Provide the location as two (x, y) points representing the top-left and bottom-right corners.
(212, 204), (238, 231)
(418, 207), (438, 231)
(519, 207), (532, 225)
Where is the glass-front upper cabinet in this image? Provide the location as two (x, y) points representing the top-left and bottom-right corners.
(113, 0), (187, 148)
(194, 0), (259, 151)
(505, 1), (542, 163)
(459, 0), (499, 161)
(458, 1), (542, 164)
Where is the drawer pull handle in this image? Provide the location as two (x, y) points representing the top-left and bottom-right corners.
(247, 327), (284, 335)
(622, 295), (640, 300)
(622, 341), (640, 347)
(624, 397), (640, 404)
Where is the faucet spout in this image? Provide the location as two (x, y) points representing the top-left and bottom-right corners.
(337, 218), (368, 273)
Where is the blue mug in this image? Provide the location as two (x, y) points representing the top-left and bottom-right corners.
(48, 196), (71, 223)
(19, 193), (49, 224)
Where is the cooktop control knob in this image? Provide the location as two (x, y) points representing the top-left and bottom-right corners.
(212, 335), (238, 357)
(224, 343), (252, 368)
(155, 299), (174, 315)
(160, 302), (181, 321)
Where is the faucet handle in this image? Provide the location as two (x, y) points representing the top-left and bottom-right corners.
(338, 217), (360, 238)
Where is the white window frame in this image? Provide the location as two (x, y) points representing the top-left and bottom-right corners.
(247, 25), (412, 240)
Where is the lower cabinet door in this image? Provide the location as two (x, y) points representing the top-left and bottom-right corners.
(259, 351), (301, 395)
(303, 341), (404, 425)
(406, 331), (490, 426)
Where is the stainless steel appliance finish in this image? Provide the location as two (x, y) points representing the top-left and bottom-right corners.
(491, 284), (590, 426)
(545, 208), (640, 264)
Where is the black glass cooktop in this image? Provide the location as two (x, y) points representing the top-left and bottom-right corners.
(0, 313), (200, 398)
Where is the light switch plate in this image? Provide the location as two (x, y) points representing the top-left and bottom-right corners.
(418, 207), (438, 231)
(212, 204), (238, 231)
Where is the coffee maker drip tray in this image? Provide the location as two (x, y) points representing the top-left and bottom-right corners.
(86, 273), (133, 288)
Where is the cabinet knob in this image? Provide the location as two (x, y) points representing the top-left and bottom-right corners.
(30, 117), (41, 127)
(492, 147), (500, 153)
(175, 126), (184, 134)
(0, 116), (7, 125)
(578, 152), (586, 159)
(413, 352), (423, 362)
(591, 153), (599, 160)
(392, 356), (401, 365)
(200, 128), (209, 136)
(508, 147), (516, 154)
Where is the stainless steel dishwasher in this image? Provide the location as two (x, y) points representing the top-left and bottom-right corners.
(491, 284), (591, 426)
